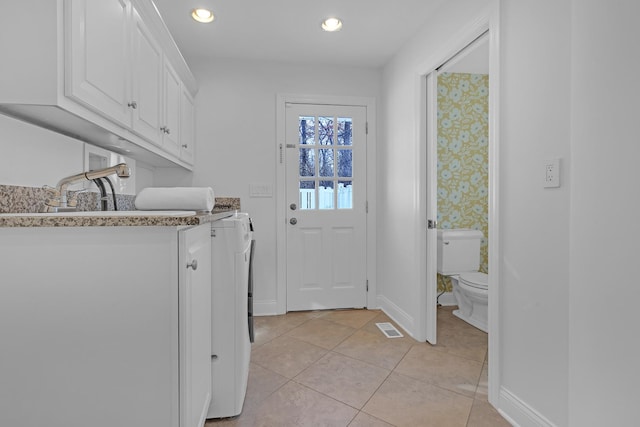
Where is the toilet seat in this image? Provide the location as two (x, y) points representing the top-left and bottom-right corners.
(459, 272), (488, 290)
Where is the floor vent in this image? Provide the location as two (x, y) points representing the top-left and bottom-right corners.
(376, 322), (404, 338)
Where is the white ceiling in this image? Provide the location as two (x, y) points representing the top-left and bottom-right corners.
(152, 0), (448, 68)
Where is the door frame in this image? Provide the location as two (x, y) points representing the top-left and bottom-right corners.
(275, 94), (377, 314)
(415, 0), (501, 406)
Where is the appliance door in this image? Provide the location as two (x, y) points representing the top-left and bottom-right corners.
(248, 239), (255, 343)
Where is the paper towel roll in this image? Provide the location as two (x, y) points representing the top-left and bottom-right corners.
(135, 187), (215, 212)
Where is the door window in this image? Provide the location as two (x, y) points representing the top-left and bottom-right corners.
(297, 115), (354, 210)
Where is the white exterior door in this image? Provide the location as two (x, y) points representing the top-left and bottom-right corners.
(285, 103), (367, 311)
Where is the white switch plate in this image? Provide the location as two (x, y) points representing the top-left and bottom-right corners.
(544, 158), (560, 188)
(250, 183), (273, 197)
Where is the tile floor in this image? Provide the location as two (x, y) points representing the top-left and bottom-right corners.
(205, 307), (511, 427)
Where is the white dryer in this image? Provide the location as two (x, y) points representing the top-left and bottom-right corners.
(207, 212), (253, 419)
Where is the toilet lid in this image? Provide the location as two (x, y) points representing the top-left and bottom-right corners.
(459, 272), (488, 289)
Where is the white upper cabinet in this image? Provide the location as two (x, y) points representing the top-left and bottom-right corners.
(66, 0), (133, 127)
(132, 6), (164, 143)
(0, 0), (197, 169)
(162, 60), (182, 156)
(180, 88), (196, 164)
(65, 0), (194, 164)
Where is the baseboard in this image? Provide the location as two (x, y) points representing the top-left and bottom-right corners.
(253, 299), (281, 316)
(376, 295), (416, 339)
(437, 291), (457, 307)
(499, 386), (558, 427)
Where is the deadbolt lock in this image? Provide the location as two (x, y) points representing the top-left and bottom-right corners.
(290, 203), (297, 210)
(289, 218), (298, 225)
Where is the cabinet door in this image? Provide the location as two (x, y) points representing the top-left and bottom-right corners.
(65, 0), (132, 127)
(179, 225), (212, 427)
(180, 88), (196, 165)
(131, 6), (163, 144)
(162, 60), (182, 156)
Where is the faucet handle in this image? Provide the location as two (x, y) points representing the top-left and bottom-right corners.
(66, 189), (88, 208)
(42, 185), (60, 197)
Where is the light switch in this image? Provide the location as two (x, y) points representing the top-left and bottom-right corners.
(250, 183), (273, 197)
(544, 158), (560, 188)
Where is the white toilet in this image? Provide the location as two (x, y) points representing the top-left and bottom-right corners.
(437, 229), (488, 333)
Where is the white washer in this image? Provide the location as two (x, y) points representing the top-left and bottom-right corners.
(207, 212), (252, 419)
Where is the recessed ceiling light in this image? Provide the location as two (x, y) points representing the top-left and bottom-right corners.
(321, 17), (343, 32)
(191, 8), (214, 23)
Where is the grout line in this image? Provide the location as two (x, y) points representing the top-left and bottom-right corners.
(247, 310), (492, 426)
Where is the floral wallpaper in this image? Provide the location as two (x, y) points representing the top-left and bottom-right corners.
(437, 72), (489, 293)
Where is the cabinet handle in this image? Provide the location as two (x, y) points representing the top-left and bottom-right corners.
(186, 259), (198, 270)
(127, 101), (137, 109)
(182, 144), (188, 148)
(165, 128), (171, 135)
(160, 126), (167, 133)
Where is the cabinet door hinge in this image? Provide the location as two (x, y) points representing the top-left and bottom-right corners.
(366, 280), (369, 292)
(365, 122), (369, 135)
(365, 200), (369, 213)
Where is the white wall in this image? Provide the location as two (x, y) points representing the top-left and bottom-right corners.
(569, 1), (640, 426)
(0, 114), (85, 188)
(498, 1), (571, 426)
(186, 58), (381, 313)
(380, 0), (571, 425)
(0, 113), (147, 195)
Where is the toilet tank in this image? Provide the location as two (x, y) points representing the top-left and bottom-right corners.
(437, 229), (483, 275)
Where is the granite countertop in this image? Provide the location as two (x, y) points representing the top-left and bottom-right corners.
(0, 185), (242, 228)
(0, 210), (235, 228)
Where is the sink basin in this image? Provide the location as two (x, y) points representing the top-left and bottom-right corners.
(0, 210), (198, 218)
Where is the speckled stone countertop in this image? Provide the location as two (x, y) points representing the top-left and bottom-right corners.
(0, 211), (235, 228)
(0, 184), (241, 228)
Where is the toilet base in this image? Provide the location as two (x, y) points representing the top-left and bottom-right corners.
(452, 309), (488, 333)
(450, 274), (488, 333)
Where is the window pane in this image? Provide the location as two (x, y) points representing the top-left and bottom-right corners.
(319, 181), (334, 210)
(337, 117), (353, 146)
(337, 149), (352, 177)
(318, 116), (334, 145)
(338, 181), (353, 209)
(299, 116), (315, 145)
(319, 149), (334, 177)
(299, 181), (315, 210)
(299, 148), (315, 177)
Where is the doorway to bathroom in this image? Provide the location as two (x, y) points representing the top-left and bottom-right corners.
(436, 34), (490, 314)
(416, 4), (500, 406)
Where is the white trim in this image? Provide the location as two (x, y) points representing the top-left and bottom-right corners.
(499, 387), (558, 427)
(275, 93), (377, 314)
(414, 0), (501, 412)
(252, 300), (279, 316)
(487, 0), (502, 408)
(376, 295), (416, 340)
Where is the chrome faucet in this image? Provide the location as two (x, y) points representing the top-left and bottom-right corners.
(43, 163), (131, 212)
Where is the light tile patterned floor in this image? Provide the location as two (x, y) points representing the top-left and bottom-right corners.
(205, 307), (511, 427)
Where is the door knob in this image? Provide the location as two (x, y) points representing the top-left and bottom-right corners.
(290, 203), (297, 210)
(289, 218), (297, 225)
(186, 260), (198, 270)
